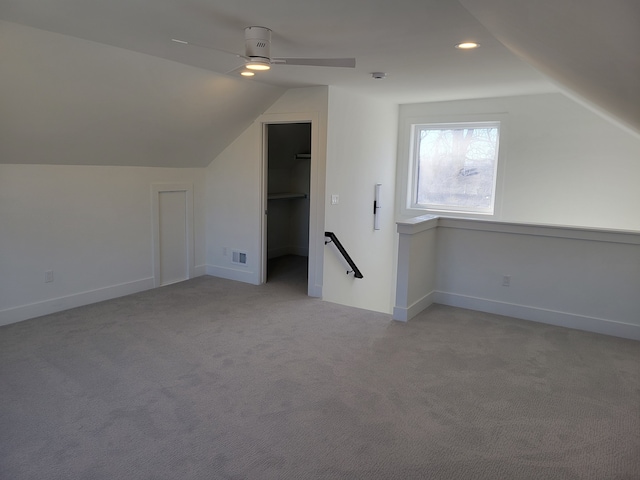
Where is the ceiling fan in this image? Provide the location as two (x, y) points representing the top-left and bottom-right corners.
(172, 26), (356, 76)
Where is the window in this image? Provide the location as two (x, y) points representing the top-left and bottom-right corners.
(410, 122), (500, 215)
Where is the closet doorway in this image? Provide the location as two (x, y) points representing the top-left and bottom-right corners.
(263, 123), (311, 288)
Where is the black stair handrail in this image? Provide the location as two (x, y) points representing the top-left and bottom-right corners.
(324, 232), (363, 279)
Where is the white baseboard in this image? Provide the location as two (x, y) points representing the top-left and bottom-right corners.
(393, 291), (436, 322)
(308, 283), (322, 298)
(206, 264), (258, 285)
(193, 264), (207, 277)
(434, 291), (640, 341)
(0, 277), (155, 327)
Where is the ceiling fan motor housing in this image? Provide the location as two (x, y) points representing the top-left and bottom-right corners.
(245, 26), (271, 62)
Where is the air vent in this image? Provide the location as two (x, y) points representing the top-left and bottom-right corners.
(232, 250), (248, 265)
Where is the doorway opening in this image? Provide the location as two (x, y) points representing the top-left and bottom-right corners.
(264, 123), (311, 290)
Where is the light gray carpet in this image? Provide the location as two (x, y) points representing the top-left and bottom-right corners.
(1, 255), (639, 479)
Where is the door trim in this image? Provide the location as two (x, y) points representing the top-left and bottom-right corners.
(258, 113), (323, 297)
(151, 183), (194, 287)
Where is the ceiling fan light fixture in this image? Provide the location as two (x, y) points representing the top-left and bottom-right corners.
(455, 42), (480, 50)
(246, 60), (271, 71)
(240, 70), (255, 77)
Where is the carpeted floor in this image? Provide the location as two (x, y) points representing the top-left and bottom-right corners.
(1, 255), (639, 479)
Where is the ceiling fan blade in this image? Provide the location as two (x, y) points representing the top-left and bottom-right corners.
(225, 65), (247, 75)
(272, 58), (356, 68)
(171, 38), (244, 59)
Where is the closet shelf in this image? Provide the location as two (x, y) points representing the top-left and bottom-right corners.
(268, 193), (308, 200)
(295, 153), (311, 160)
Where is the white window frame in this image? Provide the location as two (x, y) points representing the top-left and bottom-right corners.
(410, 121), (501, 215)
(396, 112), (507, 220)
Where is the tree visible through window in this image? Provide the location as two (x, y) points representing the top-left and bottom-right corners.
(413, 122), (500, 214)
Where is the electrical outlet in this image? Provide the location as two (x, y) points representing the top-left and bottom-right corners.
(502, 275), (511, 287)
(45, 270), (53, 283)
(223, 247), (227, 256)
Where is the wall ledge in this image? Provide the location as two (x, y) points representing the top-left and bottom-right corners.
(437, 217), (640, 245)
(396, 214), (439, 234)
(397, 215), (640, 245)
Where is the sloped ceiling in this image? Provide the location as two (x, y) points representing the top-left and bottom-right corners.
(0, 0), (637, 167)
(459, 0), (640, 135)
(0, 21), (285, 167)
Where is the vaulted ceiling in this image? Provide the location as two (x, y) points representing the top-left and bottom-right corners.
(459, 0), (640, 136)
(1, 0), (637, 167)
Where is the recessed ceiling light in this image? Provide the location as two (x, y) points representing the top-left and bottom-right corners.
(455, 42), (480, 50)
(240, 70), (255, 77)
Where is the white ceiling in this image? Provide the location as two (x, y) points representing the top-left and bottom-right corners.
(0, 0), (558, 104)
(1, 0), (638, 168)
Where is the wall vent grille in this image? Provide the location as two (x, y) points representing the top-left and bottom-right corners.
(232, 250), (248, 265)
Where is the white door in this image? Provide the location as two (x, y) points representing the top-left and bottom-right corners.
(158, 190), (188, 285)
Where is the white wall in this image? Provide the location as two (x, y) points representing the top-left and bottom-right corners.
(394, 217), (640, 340)
(205, 87), (329, 291)
(205, 86), (400, 314)
(323, 88), (399, 313)
(0, 164), (206, 325)
(436, 220), (640, 329)
(398, 93), (640, 231)
(393, 216), (439, 321)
